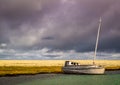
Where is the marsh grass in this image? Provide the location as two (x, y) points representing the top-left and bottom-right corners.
(0, 60), (120, 76)
(0, 66), (62, 76)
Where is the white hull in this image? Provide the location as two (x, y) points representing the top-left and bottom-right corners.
(62, 66), (105, 74)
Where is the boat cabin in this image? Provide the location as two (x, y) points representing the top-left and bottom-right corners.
(64, 61), (80, 66)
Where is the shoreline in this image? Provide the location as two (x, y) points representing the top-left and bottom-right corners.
(0, 68), (120, 77)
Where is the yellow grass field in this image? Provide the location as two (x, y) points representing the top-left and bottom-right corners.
(0, 60), (120, 76)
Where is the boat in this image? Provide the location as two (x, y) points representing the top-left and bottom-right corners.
(62, 18), (105, 74)
(62, 61), (105, 74)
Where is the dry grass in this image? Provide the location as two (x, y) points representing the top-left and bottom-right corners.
(0, 66), (62, 76)
(0, 60), (120, 76)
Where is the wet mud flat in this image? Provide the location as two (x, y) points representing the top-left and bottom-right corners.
(0, 74), (63, 85)
(105, 70), (120, 74)
(0, 70), (120, 85)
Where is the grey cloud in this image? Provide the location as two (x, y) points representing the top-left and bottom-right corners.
(0, 0), (120, 54)
(0, 48), (120, 60)
(42, 36), (55, 40)
(42, 55), (60, 58)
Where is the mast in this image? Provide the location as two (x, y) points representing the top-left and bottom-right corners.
(93, 17), (102, 64)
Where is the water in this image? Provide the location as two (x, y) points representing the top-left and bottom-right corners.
(17, 73), (120, 85)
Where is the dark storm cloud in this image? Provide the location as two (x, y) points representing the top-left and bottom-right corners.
(42, 36), (55, 40)
(0, 0), (120, 52)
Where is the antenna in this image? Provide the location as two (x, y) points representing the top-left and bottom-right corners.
(93, 17), (102, 64)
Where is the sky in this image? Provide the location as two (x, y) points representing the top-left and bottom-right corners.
(0, 0), (120, 60)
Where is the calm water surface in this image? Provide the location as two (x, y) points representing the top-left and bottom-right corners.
(0, 71), (120, 85)
(17, 72), (120, 85)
